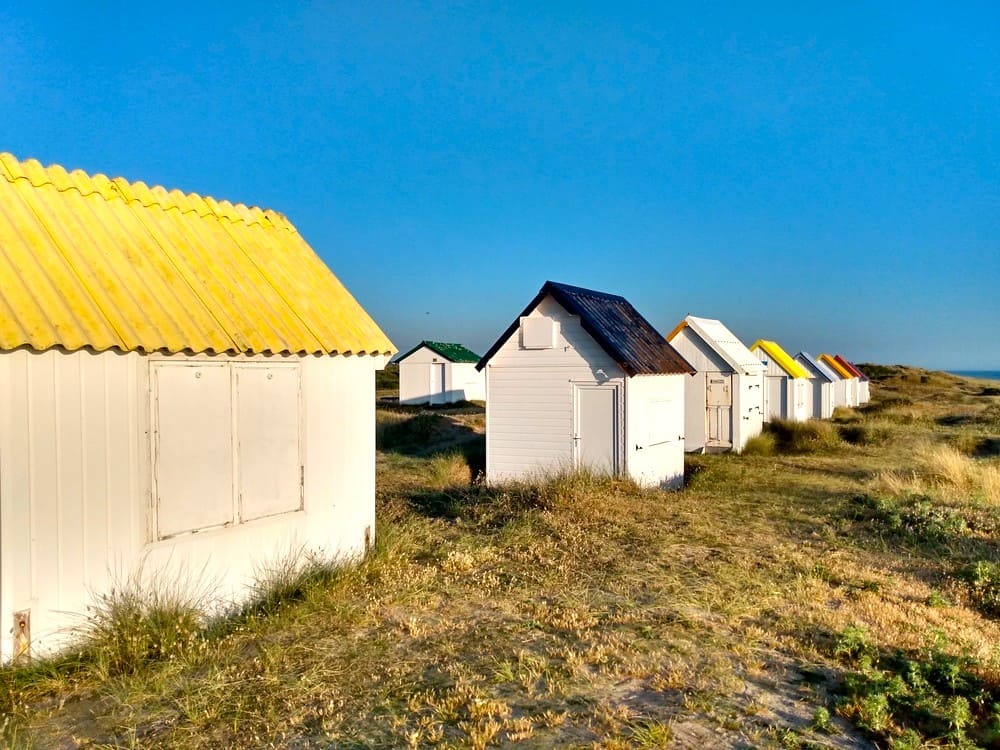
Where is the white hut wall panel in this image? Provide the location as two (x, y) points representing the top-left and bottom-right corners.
(451, 362), (486, 402)
(808, 379), (833, 419)
(399, 348), (485, 404)
(668, 327), (731, 452)
(399, 346), (443, 405)
(758, 358), (808, 423)
(859, 380), (870, 403)
(484, 297), (625, 483)
(732, 371), (765, 452)
(0, 349), (377, 660)
(802, 378), (816, 419)
(624, 374), (686, 489)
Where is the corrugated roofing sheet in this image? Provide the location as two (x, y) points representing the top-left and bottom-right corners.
(478, 281), (693, 376)
(668, 316), (765, 375)
(398, 340), (481, 363)
(0, 153), (395, 356)
(820, 354), (854, 379)
(795, 351), (838, 382)
(750, 339), (811, 379)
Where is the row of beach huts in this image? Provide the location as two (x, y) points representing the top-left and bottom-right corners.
(0, 154), (867, 660)
(398, 280), (870, 490)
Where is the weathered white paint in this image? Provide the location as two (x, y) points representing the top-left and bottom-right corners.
(858, 379), (871, 404)
(398, 345), (486, 404)
(483, 296), (684, 488)
(0, 348), (380, 660)
(794, 355), (834, 420)
(669, 326), (764, 453)
(754, 355), (809, 423)
(624, 374), (686, 489)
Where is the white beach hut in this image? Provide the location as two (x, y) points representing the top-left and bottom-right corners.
(821, 354), (859, 408)
(794, 352), (838, 419)
(477, 281), (694, 489)
(397, 341), (485, 404)
(666, 315), (765, 453)
(0, 153), (395, 660)
(750, 340), (811, 423)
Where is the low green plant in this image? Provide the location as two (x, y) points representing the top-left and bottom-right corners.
(764, 419), (843, 454)
(742, 431), (776, 456)
(78, 564), (213, 678)
(955, 561), (1000, 618)
(833, 627), (1000, 746)
(849, 494), (967, 548)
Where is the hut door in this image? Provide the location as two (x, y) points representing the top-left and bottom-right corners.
(574, 386), (618, 474)
(429, 364), (446, 404)
(706, 375), (732, 446)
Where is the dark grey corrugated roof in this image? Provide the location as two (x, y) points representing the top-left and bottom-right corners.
(477, 281), (694, 376)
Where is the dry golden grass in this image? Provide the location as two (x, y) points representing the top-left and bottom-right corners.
(2, 367), (999, 748)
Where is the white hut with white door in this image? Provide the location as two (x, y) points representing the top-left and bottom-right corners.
(795, 352), (838, 419)
(821, 354), (859, 407)
(397, 341), (485, 404)
(477, 281), (694, 489)
(0, 153), (395, 661)
(750, 340), (811, 423)
(666, 315), (765, 453)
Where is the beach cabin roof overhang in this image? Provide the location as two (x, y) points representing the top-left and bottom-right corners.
(397, 340), (481, 364)
(751, 340), (811, 379)
(477, 281), (693, 377)
(667, 315), (764, 375)
(796, 351), (838, 382)
(835, 356), (869, 381)
(0, 153), (395, 357)
(819, 354), (854, 379)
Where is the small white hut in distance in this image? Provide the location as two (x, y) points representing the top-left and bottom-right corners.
(397, 341), (485, 404)
(795, 352), (838, 419)
(0, 153), (395, 660)
(750, 340), (811, 423)
(477, 281), (694, 489)
(666, 315), (764, 453)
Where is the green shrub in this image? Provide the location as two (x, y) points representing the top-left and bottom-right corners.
(849, 494), (966, 547)
(833, 627), (1000, 746)
(838, 424), (891, 446)
(379, 413), (452, 453)
(955, 561), (1000, 618)
(79, 566), (211, 678)
(742, 431), (776, 456)
(764, 419), (842, 453)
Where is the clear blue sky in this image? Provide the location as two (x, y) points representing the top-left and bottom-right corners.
(2, 2), (996, 368)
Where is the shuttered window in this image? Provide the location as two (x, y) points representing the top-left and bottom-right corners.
(236, 365), (302, 521)
(152, 361), (303, 540)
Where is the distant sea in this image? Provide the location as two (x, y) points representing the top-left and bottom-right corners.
(947, 370), (1000, 382)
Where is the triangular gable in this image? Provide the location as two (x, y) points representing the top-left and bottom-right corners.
(0, 152), (395, 356)
(820, 354), (855, 379)
(478, 281), (693, 376)
(795, 351), (838, 382)
(668, 315), (765, 375)
(751, 340), (811, 379)
(397, 340), (481, 364)
(835, 355), (868, 381)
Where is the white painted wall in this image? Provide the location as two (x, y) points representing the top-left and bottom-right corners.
(624, 374), (686, 489)
(0, 348), (380, 660)
(858, 380), (870, 404)
(669, 327), (763, 452)
(399, 346), (485, 405)
(484, 296), (625, 482)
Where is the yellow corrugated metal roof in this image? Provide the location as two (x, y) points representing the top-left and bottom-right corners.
(751, 339), (811, 379)
(0, 153), (395, 356)
(820, 353), (854, 379)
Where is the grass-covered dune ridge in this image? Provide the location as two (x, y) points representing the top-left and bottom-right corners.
(2, 366), (999, 748)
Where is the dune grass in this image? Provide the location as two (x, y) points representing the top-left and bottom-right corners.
(2, 366), (999, 747)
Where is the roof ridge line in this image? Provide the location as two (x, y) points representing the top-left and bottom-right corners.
(0, 152), (293, 232)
